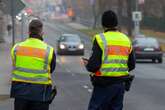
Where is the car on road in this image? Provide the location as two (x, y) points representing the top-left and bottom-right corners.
(133, 37), (163, 63)
(57, 34), (84, 55)
(134, 34), (146, 38)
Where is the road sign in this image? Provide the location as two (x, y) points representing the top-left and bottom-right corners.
(90, 0), (95, 5)
(132, 11), (142, 21)
(0, 0), (25, 16)
(138, 0), (145, 4)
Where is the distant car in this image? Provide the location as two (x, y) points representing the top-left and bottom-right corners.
(134, 34), (146, 38)
(57, 34), (84, 55)
(133, 37), (163, 63)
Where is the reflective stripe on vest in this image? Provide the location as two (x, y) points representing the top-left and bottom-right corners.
(95, 33), (131, 77)
(104, 59), (127, 64)
(12, 74), (49, 82)
(100, 33), (108, 61)
(101, 68), (128, 72)
(107, 45), (130, 56)
(13, 67), (48, 74)
(12, 39), (53, 84)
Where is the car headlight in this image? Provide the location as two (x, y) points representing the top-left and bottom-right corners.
(60, 44), (65, 49)
(78, 44), (84, 49)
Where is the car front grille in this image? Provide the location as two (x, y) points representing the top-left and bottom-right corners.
(68, 45), (77, 49)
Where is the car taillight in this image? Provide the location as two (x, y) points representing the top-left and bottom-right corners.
(154, 47), (161, 51)
(134, 47), (141, 51)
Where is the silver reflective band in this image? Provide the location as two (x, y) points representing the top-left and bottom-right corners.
(13, 67), (47, 74)
(13, 46), (18, 66)
(100, 33), (108, 61)
(12, 74), (49, 82)
(101, 68), (128, 72)
(99, 33), (107, 49)
(104, 59), (127, 64)
(44, 46), (51, 69)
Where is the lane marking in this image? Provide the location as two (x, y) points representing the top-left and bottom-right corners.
(71, 73), (75, 76)
(83, 85), (88, 89)
(56, 58), (60, 63)
(66, 68), (71, 73)
(88, 89), (92, 93)
(83, 85), (93, 93)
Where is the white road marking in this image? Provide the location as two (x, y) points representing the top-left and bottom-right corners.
(71, 73), (75, 76)
(57, 57), (63, 66)
(83, 85), (93, 93)
(56, 58), (60, 63)
(88, 89), (92, 93)
(66, 68), (71, 73)
(83, 85), (88, 89)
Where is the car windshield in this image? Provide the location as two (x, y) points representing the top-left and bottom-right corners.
(63, 35), (81, 42)
(136, 38), (159, 47)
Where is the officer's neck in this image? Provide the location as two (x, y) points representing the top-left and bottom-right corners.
(104, 27), (118, 32)
(29, 36), (43, 41)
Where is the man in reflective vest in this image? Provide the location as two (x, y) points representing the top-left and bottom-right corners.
(10, 19), (56, 110)
(83, 10), (136, 110)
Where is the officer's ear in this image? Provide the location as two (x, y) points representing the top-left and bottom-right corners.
(102, 26), (106, 31)
(40, 31), (44, 37)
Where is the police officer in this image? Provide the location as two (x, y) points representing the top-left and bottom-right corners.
(10, 19), (56, 110)
(83, 10), (136, 110)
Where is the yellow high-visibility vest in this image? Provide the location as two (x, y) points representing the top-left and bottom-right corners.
(11, 38), (54, 85)
(94, 32), (132, 77)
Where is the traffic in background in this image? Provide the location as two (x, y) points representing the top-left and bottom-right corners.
(0, 0), (165, 110)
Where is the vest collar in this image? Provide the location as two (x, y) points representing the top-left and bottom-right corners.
(27, 38), (43, 43)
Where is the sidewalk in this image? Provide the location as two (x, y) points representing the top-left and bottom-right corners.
(0, 30), (23, 97)
(0, 42), (12, 99)
(0, 35), (20, 109)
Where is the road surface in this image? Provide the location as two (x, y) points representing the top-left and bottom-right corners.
(0, 20), (165, 110)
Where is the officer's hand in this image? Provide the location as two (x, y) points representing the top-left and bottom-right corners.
(81, 57), (88, 65)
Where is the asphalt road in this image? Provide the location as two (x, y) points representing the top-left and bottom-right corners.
(0, 20), (165, 110)
(44, 21), (165, 110)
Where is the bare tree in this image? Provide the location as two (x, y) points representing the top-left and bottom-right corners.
(117, 0), (124, 30)
(126, 0), (133, 37)
(0, 10), (5, 43)
(92, 0), (106, 28)
(161, 0), (165, 19)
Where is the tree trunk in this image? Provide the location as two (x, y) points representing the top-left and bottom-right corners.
(126, 0), (133, 37)
(162, 3), (165, 32)
(0, 10), (5, 43)
(92, 3), (97, 29)
(92, 0), (106, 29)
(117, 0), (124, 30)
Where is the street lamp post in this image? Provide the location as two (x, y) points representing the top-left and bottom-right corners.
(135, 0), (139, 11)
(21, 13), (25, 41)
(133, 0), (141, 35)
(11, 0), (15, 46)
(21, 12), (27, 41)
(90, 0), (96, 29)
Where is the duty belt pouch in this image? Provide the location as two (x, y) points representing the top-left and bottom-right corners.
(48, 86), (57, 104)
(125, 75), (135, 92)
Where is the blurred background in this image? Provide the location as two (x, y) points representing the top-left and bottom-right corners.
(0, 0), (165, 110)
